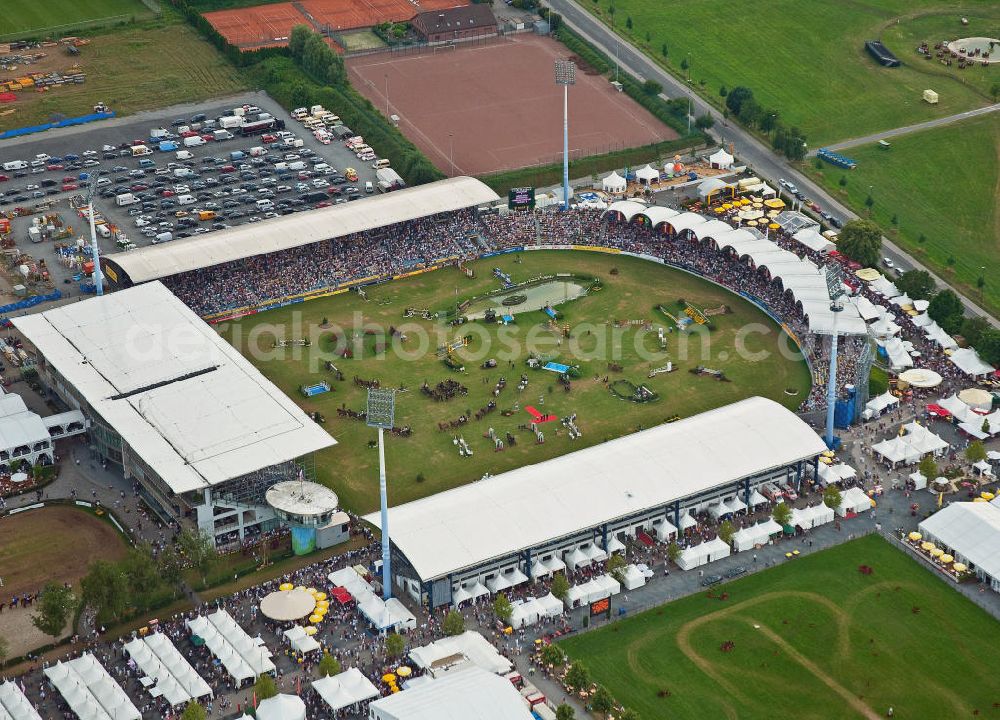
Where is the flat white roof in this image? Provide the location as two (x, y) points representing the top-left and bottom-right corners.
(105, 177), (499, 284)
(13, 282), (335, 494)
(370, 667), (533, 720)
(365, 397), (825, 580)
(919, 502), (1000, 580)
(0, 393), (50, 450)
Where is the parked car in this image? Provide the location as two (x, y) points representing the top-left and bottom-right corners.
(700, 574), (723, 587)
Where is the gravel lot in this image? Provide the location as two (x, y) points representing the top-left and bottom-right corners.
(0, 92), (385, 293)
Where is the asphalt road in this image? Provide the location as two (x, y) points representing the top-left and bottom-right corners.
(545, 0), (999, 328)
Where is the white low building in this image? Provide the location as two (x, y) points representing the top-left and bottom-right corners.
(368, 667), (532, 720)
(919, 501), (1000, 592)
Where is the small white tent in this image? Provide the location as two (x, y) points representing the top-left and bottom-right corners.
(602, 171), (627, 194)
(837, 487), (872, 517)
(256, 694), (306, 720)
(635, 164), (660, 184)
(709, 148), (734, 169)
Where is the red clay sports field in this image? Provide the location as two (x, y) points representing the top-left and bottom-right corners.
(347, 35), (679, 176)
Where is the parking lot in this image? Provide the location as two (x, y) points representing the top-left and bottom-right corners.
(0, 93), (388, 294)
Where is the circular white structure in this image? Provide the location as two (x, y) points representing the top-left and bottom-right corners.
(899, 368), (943, 388)
(266, 480), (340, 527)
(946, 37), (1000, 64)
(259, 588), (316, 621)
(958, 387), (993, 412)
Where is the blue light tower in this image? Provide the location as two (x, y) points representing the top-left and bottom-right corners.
(366, 387), (396, 600)
(823, 266), (846, 449)
(555, 59), (576, 211)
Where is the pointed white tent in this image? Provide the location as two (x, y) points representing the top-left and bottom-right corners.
(601, 170), (627, 193)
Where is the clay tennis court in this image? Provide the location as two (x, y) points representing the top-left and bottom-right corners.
(347, 35), (679, 176)
(205, 0), (467, 47)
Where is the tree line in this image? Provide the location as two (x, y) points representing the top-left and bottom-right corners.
(723, 86), (806, 160)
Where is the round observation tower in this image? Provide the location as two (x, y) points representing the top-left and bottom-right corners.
(266, 480), (343, 555)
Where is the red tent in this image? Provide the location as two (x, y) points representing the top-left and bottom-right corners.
(330, 586), (354, 605)
(926, 404), (951, 418)
(0, 93), (17, 103)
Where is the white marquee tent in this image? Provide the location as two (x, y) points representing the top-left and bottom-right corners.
(949, 347), (995, 377)
(709, 148), (734, 169)
(621, 564), (647, 590)
(677, 537), (730, 570)
(871, 436), (921, 466)
(807, 503), (835, 527)
(863, 390), (899, 419)
(283, 625), (322, 655)
(256, 694), (305, 720)
(0, 680), (42, 720)
(44, 654), (141, 720)
(920, 502), (1000, 591)
(312, 668), (379, 713)
(851, 295), (886, 321)
(792, 227), (834, 254)
(652, 517), (679, 541)
(635, 164), (660, 183)
(836, 487), (872, 517)
(732, 519), (781, 552)
(601, 171), (627, 194)
(817, 462), (857, 485)
(124, 633), (212, 707)
(186, 610), (274, 685)
(508, 598), (545, 629)
(536, 593), (564, 618)
(409, 632), (512, 676)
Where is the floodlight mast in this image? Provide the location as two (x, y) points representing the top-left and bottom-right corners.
(366, 388), (396, 600)
(555, 59), (576, 211)
(823, 265), (847, 449)
(85, 173), (104, 296)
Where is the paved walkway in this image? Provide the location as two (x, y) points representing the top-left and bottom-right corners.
(807, 103), (1000, 155)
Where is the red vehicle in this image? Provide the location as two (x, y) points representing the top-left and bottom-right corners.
(809, 202), (821, 213)
(161, 189), (175, 197)
(261, 134), (278, 144)
(130, 139), (145, 146)
(201, 134), (214, 142)
(0, 174), (9, 182)
(315, 201), (332, 208)
(130, 183), (148, 191)
(781, 483), (799, 501)
(219, 165), (236, 174)
(47, 163), (64, 171)
(61, 183), (79, 191)
(180, 130), (198, 138)
(62, 176), (76, 183)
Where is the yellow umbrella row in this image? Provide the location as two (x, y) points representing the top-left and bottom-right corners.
(920, 541), (936, 551)
(930, 548), (944, 558)
(940, 554), (954, 564)
(908, 531), (922, 541)
(953, 562), (967, 573)
(309, 614), (323, 624)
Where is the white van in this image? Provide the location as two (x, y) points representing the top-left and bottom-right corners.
(153, 232), (173, 244)
(2, 160), (28, 171)
(372, 159), (391, 170)
(183, 136), (205, 148)
(256, 199), (274, 211)
(177, 194), (197, 205)
(249, 146), (267, 157)
(365, 181), (374, 193)
(176, 150), (194, 160)
(287, 161), (306, 171)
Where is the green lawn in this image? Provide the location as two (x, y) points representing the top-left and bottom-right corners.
(0, 0), (153, 36)
(0, 20), (251, 132)
(560, 535), (1000, 720)
(586, 0), (999, 144)
(221, 251), (812, 513)
(804, 113), (1000, 317)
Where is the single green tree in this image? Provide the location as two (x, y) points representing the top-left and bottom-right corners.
(178, 528), (217, 587)
(181, 701), (207, 720)
(591, 685), (615, 717)
(695, 114), (715, 130)
(443, 609), (465, 636)
(895, 269), (936, 300)
(839, 175), (848, 188)
(540, 643), (566, 667)
(666, 541), (682, 564)
(982, 417), (991, 436)
(81, 559), (129, 624)
(318, 652), (342, 677)
(564, 661), (590, 692)
(492, 593), (513, 624)
(719, 85), (728, 97)
(605, 553), (627, 583)
(717, 519), (736, 545)
(928, 289), (964, 334)
(551, 572), (570, 601)
(772, 502), (793, 528)
(918, 233), (927, 244)
(991, 82), (1000, 102)
(556, 705), (576, 720)
(643, 79), (662, 96)
(823, 485), (843, 511)
(644, 30), (651, 43)
(977, 276), (986, 296)
(31, 582), (77, 640)
(725, 86), (753, 114)
(890, 214), (898, 226)
(680, 57), (690, 76)
(919, 454), (939, 481)
(947, 255), (956, 267)
(254, 674), (278, 701)
(625, 15), (632, 29)
(966, 441), (987, 464)
(865, 194), (874, 210)
(836, 219), (882, 268)
(661, 43), (668, 57)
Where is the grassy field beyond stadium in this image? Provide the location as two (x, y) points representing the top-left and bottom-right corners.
(588, 0), (999, 144)
(560, 535), (1000, 719)
(805, 113), (1000, 317)
(222, 251), (812, 513)
(0, 0), (153, 36)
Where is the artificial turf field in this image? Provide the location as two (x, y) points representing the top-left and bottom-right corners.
(220, 250), (812, 513)
(0, 0), (153, 36)
(805, 113), (1000, 317)
(560, 535), (1000, 720)
(587, 0), (999, 145)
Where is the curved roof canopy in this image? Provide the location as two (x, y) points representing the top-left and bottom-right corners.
(105, 177), (499, 284)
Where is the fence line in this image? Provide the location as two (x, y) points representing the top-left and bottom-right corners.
(0, 15), (134, 42)
(342, 29), (517, 59)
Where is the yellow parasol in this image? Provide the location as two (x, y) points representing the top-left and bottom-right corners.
(930, 548), (944, 558)
(295, 586), (307, 593)
(746, 220), (758, 226)
(952, 562), (967, 573)
(714, 207), (725, 214)
(304, 626), (318, 636)
(908, 531), (922, 541)
(382, 673), (396, 683)
(920, 541), (935, 551)
(855, 268), (882, 281)
(769, 223), (781, 229)
(981, 491), (995, 501)
(306, 587), (318, 595)
(314, 606), (328, 616)
(819, 456), (833, 465)
(396, 666), (412, 677)
(822, 450), (835, 458)
(309, 614), (323, 624)
(279, 583), (294, 591)
(314, 592), (327, 601)
(315, 600), (329, 610)
(973, 497), (988, 502)
(764, 198), (785, 209)
(940, 554), (954, 564)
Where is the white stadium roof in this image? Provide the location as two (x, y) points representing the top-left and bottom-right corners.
(365, 397), (825, 581)
(13, 282), (335, 494)
(369, 667), (533, 720)
(105, 177), (499, 284)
